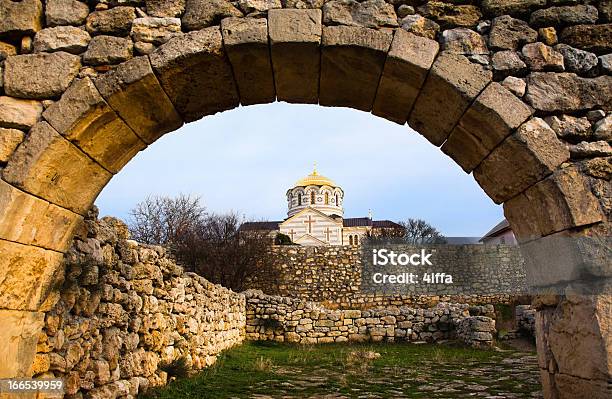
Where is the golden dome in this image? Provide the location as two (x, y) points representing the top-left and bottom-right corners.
(294, 167), (337, 187)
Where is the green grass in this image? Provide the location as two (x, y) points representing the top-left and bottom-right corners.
(141, 341), (541, 398)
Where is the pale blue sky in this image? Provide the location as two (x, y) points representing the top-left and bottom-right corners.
(95, 102), (503, 237)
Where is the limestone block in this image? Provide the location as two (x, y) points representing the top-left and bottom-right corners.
(43, 78), (146, 173)
(417, 2), (482, 29)
(0, 96), (43, 129)
(0, 127), (24, 163)
(440, 28), (488, 56)
(0, 309), (45, 377)
(0, 41), (17, 61)
(45, 0), (90, 27)
(131, 17), (182, 45)
(488, 15), (537, 51)
(220, 17), (275, 106)
(94, 56), (183, 143)
(521, 42), (564, 72)
(481, 0), (546, 17)
(372, 30), (439, 124)
(268, 9), (322, 103)
(0, 0), (43, 37)
(0, 179), (82, 251)
(322, 0), (398, 29)
(86, 7), (137, 37)
(442, 82), (533, 173)
(399, 14), (439, 40)
(530, 5), (599, 28)
(146, 0), (186, 18)
(149, 27), (239, 122)
(408, 53), (492, 146)
(32, 26), (91, 54)
(473, 118), (569, 204)
(560, 24), (612, 55)
(238, 0), (281, 14)
(320, 25), (392, 111)
(83, 36), (134, 66)
(504, 166), (604, 239)
(182, 0), (243, 31)
(4, 52), (81, 100)
(2, 122), (112, 215)
(525, 73), (612, 113)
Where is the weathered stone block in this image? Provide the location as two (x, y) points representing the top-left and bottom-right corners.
(150, 27), (239, 122)
(489, 15), (537, 51)
(442, 82), (533, 172)
(372, 30), (439, 124)
(0, 309), (45, 377)
(86, 7), (137, 37)
(555, 44), (598, 75)
(0, 127), (23, 163)
(408, 53), (492, 146)
(33, 26), (91, 54)
(0, 41), (17, 62)
(83, 36), (134, 66)
(504, 166), (604, 239)
(238, 0), (281, 14)
(440, 28), (488, 56)
(268, 9), (322, 103)
(492, 50), (527, 79)
(521, 42), (564, 72)
(560, 24), (612, 55)
(131, 17), (182, 45)
(474, 118), (569, 204)
(0, 0), (43, 38)
(417, 2), (481, 29)
(482, 0), (546, 17)
(146, 0), (186, 18)
(320, 25), (392, 111)
(45, 0), (90, 27)
(322, 0), (398, 29)
(4, 52), (81, 100)
(94, 56), (183, 143)
(525, 72), (612, 113)
(182, 0), (243, 31)
(399, 14), (439, 40)
(43, 78), (146, 173)
(0, 96), (43, 129)
(220, 17), (275, 105)
(530, 5), (599, 28)
(2, 122), (112, 215)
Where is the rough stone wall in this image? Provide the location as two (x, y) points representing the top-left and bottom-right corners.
(246, 245), (525, 309)
(244, 290), (496, 347)
(31, 210), (246, 398)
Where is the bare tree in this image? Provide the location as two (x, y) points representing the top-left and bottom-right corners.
(401, 218), (446, 244)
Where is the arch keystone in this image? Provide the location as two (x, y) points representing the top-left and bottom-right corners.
(43, 78), (147, 174)
(2, 122), (112, 215)
(268, 8), (322, 103)
(441, 82), (533, 172)
(474, 117), (570, 204)
(372, 29), (439, 124)
(320, 25), (392, 112)
(221, 17), (275, 106)
(408, 52), (492, 146)
(94, 56), (183, 143)
(150, 26), (239, 122)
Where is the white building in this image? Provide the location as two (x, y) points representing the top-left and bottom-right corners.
(479, 219), (517, 245)
(241, 168), (403, 246)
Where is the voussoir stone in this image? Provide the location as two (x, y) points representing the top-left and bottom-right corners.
(145, 0), (186, 18)
(43, 78), (146, 173)
(2, 122), (112, 215)
(372, 30), (439, 124)
(4, 52), (81, 99)
(489, 15), (537, 51)
(86, 7), (137, 36)
(94, 56), (183, 143)
(417, 2), (482, 28)
(474, 118), (569, 203)
(83, 36), (134, 66)
(521, 42), (565, 72)
(554, 44), (597, 75)
(529, 5), (599, 28)
(408, 53), (492, 146)
(0, 96), (43, 130)
(320, 25), (392, 111)
(560, 24), (612, 55)
(0, 128), (24, 163)
(131, 17), (181, 45)
(182, 0), (243, 31)
(33, 26), (91, 54)
(504, 166), (604, 239)
(220, 17), (275, 105)
(268, 8), (322, 103)
(399, 15), (439, 40)
(0, 0), (43, 37)
(45, 0), (90, 27)
(442, 82), (533, 173)
(482, 0), (546, 17)
(238, 0), (281, 14)
(441, 28), (488, 56)
(150, 27), (239, 122)
(525, 72), (612, 113)
(323, 0), (398, 29)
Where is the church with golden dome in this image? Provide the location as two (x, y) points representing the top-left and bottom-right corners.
(241, 167), (403, 246)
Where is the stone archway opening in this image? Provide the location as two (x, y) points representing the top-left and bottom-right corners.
(0, 1), (610, 397)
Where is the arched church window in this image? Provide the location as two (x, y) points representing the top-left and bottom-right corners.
(354, 235), (359, 245)
(298, 193), (302, 206)
(311, 191), (315, 204)
(335, 194), (339, 205)
(325, 192), (329, 205)
(349, 236), (353, 245)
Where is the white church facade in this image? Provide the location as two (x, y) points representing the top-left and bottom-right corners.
(241, 168), (403, 246)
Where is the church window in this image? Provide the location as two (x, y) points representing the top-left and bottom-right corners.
(298, 193), (302, 206)
(349, 236), (353, 245)
(311, 191), (315, 204)
(354, 235), (359, 245)
(335, 194), (339, 205)
(325, 192), (329, 205)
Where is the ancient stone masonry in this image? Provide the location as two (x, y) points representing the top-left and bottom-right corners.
(32, 210), (245, 397)
(244, 289), (496, 348)
(246, 245), (526, 309)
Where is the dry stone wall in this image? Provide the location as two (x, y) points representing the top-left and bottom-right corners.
(246, 245), (525, 309)
(32, 209), (246, 398)
(244, 289), (497, 348)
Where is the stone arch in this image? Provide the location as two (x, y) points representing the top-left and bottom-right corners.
(0, 0), (610, 396)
